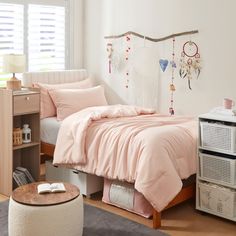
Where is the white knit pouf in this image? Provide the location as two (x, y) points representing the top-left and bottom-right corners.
(8, 194), (83, 236)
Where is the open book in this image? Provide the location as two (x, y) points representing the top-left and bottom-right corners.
(37, 183), (66, 194)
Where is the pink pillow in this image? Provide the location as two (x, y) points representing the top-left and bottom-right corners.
(34, 78), (93, 119)
(49, 86), (108, 120)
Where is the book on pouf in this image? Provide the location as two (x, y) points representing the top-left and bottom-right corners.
(37, 183), (66, 194)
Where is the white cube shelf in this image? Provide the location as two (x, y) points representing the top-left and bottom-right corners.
(197, 113), (236, 223)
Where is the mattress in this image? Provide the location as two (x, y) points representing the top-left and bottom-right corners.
(40, 117), (61, 145)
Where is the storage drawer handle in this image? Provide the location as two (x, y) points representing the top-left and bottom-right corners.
(73, 170), (79, 174)
(25, 96), (30, 101)
(53, 165), (58, 168)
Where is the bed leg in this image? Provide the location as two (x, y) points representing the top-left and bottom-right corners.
(153, 209), (161, 229)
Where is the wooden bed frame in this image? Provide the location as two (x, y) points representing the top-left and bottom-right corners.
(41, 142), (55, 157)
(41, 141), (195, 229)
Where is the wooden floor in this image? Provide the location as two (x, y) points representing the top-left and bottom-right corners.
(0, 194), (8, 202)
(84, 194), (236, 236)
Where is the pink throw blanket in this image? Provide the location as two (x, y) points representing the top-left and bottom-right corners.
(53, 105), (197, 211)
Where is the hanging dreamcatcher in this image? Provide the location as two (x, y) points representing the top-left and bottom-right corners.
(179, 40), (201, 90)
(106, 43), (113, 74)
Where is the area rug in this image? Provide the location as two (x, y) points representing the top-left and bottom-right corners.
(0, 200), (168, 236)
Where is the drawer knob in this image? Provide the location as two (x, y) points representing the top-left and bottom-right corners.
(25, 96), (30, 101)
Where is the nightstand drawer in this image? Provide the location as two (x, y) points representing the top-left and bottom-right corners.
(13, 94), (40, 115)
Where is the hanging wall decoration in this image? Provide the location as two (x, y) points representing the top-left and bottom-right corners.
(125, 34), (131, 88)
(179, 40), (201, 90)
(106, 43), (113, 74)
(104, 30), (200, 113)
(169, 37), (176, 115)
(159, 59), (169, 72)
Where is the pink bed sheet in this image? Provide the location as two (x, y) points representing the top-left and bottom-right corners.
(53, 105), (197, 211)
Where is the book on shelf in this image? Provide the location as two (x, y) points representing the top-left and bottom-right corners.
(37, 183), (66, 194)
(15, 166), (35, 183)
(13, 171), (28, 186)
(13, 167), (35, 187)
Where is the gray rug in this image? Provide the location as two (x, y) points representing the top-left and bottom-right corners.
(0, 200), (167, 236)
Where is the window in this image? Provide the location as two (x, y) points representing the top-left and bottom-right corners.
(0, 0), (67, 86)
(28, 4), (65, 71)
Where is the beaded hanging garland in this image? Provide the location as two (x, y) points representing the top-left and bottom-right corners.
(125, 35), (131, 88)
(106, 43), (113, 74)
(179, 40), (201, 90)
(169, 37), (176, 115)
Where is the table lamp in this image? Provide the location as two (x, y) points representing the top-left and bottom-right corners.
(3, 54), (26, 90)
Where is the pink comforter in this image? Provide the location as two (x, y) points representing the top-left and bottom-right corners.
(53, 105), (197, 211)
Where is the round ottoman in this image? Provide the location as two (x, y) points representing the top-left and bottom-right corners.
(8, 182), (83, 236)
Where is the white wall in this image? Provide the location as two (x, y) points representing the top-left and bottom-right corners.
(68, 0), (84, 68)
(83, 0), (236, 115)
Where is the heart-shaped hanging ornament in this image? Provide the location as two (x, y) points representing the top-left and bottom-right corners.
(159, 59), (169, 72)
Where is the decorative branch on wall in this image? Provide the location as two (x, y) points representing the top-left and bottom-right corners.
(104, 29), (200, 115)
(104, 30), (199, 42)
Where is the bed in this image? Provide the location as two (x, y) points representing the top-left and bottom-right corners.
(22, 70), (197, 229)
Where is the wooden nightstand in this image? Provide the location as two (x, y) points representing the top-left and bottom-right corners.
(0, 88), (40, 196)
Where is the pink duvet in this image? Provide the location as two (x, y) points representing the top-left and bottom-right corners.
(53, 105), (197, 211)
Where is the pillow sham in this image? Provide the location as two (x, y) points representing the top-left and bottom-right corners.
(49, 86), (108, 120)
(34, 78), (92, 119)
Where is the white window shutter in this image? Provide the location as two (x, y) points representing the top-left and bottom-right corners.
(0, 3), (24, 85)
(28, 4), (65, 72)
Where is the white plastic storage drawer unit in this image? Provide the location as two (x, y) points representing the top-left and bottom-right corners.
(200, 121), (236, 154)
(199, 153), (236, 186)
(45, 161), (103, 197)
(198, 181), (236, 218)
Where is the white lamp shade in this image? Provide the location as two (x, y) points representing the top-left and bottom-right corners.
(3, 54), (26, 73)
